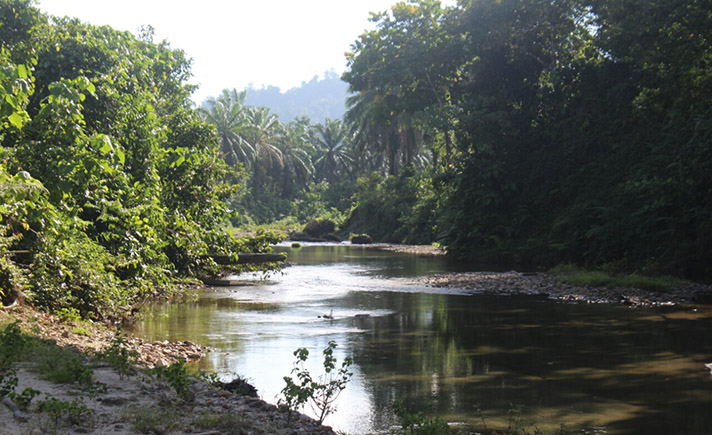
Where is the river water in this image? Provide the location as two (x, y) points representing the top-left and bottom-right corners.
(130, 244), (712, 434)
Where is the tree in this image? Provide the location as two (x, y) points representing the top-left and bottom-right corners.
(314, 118), (353, 184)
(199, 89), (254, 167)
(0, 1), (277, 319)
(276, 120), (314, 197)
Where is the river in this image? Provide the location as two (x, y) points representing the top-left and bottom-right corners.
(130, 244), (712, 434)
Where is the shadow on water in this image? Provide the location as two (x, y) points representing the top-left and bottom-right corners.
(343, 292), (712, 434)
(130, 245), (712, 434)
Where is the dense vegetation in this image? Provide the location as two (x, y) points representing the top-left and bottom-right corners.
(202, 0), (711, 280)
(0, 1), (279, 321)
(339, 0), (711, 279)
(3, 0), (710, 324)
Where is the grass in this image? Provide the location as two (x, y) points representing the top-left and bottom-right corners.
(193, 411), (251, 434)
(549, 264), (685, 292)
(126, 403), (180, 433)
(28, 340), (95, 385)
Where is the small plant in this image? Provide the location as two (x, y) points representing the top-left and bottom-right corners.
(393, 399), (451, 434)
(0, 368), (18, 398)
(39, 396), (93, 429)
(43, 355), (94, 385)
(12, 387), (40, 410)
(278, 347), (313, 425)
(98, 332), (138, 379)
(152, 361), (192, 400)
(0, 320), (27, 367)
(0, 321), (28, 402)
(198, 370), (221, 385)
(278, 341), (353, 426)
(310, 341), (353, 424)
(54, 307), (83, 323)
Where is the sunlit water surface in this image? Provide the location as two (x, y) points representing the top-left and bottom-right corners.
(130, 244), (712, 434)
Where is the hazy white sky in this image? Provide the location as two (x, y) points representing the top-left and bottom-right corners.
(37, 0), (451, 104)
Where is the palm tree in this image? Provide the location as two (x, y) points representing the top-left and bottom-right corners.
(345, 91), (395, 176)
(243, 106), (284, 172)
(198, 89), (254, 167)
(276, 121), (314, 197)
(314, 118), (353, 184)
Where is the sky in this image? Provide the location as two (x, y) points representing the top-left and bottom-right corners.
(37, 0), (451, 105)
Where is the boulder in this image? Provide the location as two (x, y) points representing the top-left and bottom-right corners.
(350, 234), (373, 244)
(323, 233), (342, 242)
(303, 219), (335, 238)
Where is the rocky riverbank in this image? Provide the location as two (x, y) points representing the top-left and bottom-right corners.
(414, 271), (712, 306)
(0, 305), (335, 435)
(368, 243), (445, 256)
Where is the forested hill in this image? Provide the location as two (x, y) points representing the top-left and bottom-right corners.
(244, 72), (347, 122)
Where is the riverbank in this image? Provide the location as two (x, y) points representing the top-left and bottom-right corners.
(0, 305), (335, 435)
(368, 243), (445, 256)
(414, 271), (712, 306)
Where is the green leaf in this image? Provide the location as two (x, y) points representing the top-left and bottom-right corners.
(16, 64), (28, 79)
(8, 112), (25, 129)
(116, 148), (125, 165)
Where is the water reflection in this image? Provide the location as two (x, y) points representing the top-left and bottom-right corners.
(130, 245), (712, 434)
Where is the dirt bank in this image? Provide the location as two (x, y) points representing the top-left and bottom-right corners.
(0, 306), (335, 435)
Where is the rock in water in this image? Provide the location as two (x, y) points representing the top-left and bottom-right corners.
(350, 234), (373, 244)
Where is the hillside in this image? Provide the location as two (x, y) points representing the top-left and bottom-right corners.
(245, 71), (348, 122)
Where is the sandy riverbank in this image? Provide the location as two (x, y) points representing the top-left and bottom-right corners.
(0, 306), (335, 435)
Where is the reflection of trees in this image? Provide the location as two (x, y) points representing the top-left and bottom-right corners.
(346, 292), (712, 433)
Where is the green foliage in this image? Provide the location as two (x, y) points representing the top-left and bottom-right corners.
(392, 399), (451, 435)
(0, 2), (283, 320)
(338, 0), (712, 280)
(12, 386), (40, 410)
(0, 321), (40, 410)
(193, 411), (250, 434)
(38, 396), (93, 429)
(98, 332), (138, 379)
(278, 347), (313, 425)
(41, 354), (94, 385)
(152, 361), (192, 400)
(0, 321), (26, 400)
(0, 320), (27, 368)
(278, 341), (353, 425)
(343, 167), (442, 244)
(126, 403), (179, 433)
(549, 265), (684, 292)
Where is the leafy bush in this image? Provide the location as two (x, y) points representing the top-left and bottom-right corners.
(152, 361), (192, 400)
(278, 341), (353, 425)
(98, 332), (138, 379)
(39, 396), (93, 429)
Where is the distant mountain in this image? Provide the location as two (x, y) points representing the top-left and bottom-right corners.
(245, 71), (348, 123)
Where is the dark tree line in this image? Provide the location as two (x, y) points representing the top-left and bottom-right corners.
(340, 0), (712, 278)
